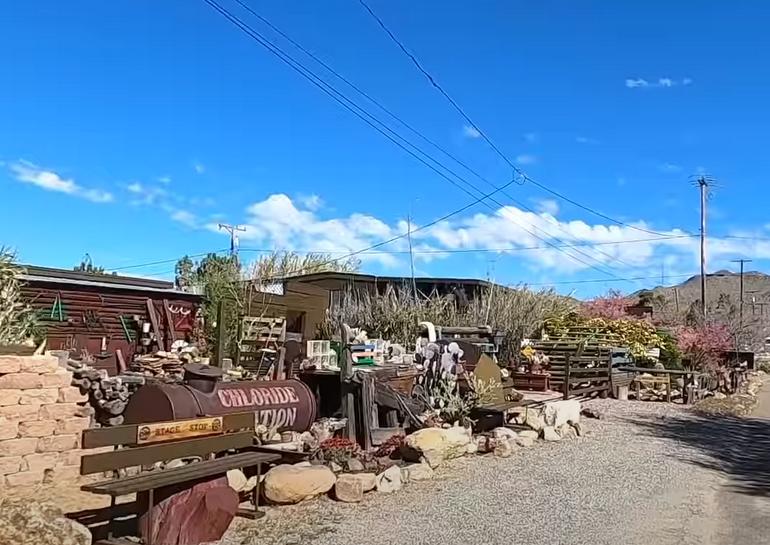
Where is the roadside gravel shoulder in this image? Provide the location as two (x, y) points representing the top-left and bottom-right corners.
(224, 400), (722, 545)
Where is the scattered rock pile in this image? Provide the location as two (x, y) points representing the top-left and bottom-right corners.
(251, 398), (586, 508)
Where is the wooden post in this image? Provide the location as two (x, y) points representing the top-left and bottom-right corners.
(606, 353), (614, 398)
(360, 372), (376, 450)
(563, 355), (571, 400)
(665, 374), (672, 403)
(340, 324), (357, 443)
(213, 301), (226, 368)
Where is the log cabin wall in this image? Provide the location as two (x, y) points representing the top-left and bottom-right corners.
(20, 266), (202, 375)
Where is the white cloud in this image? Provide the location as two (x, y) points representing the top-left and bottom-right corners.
(625, 78), (649, 88)
(536, 199), (560, 216)
(170, 209), (197, 227)
(575, 136), (599, 145)
(9, 160), (113, 203)
(193, 162), (205, 174)
(626, 77), (693, 89)
(659, 162), (683, 173)
(515, 154), (537, 165)
(462, 125), (481, 139)
(299, 194), (324, 211)
(523, 132), (538, 143)
(157, 176), (172, 184)
(209, 192), (770, 277)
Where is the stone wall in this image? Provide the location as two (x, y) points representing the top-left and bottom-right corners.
(0, 354), (92, 487)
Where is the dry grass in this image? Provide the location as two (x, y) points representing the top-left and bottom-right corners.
(325, 284), (575, 362)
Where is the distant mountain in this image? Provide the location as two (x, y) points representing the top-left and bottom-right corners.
(636, 270), (770, 350)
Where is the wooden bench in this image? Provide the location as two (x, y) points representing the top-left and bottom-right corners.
(80, 412), (280, 545)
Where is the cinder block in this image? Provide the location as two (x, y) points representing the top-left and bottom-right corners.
(0, 373), (44, 389)
(0, 417), (18, 440)
(0, 455), (22, 475)
(57, 386), (88, 403)
(0, 404), (40, 420)
(39, 403), (81, 420)
(19, 355), (59, 374)
(18, 419), (57, 438)
(44, 465), (81, 483)
(18, 388), (58, 405)
(4, 469), (45, 487)
(57, 449), (84, 467)
(37, 434), (79, 453)
(0, 437), (38, 456)
(0, 356), (22, 374)
(55, 416), (91, 435)
(0, 388), (22, 406)
(40, 370), (73, 389)
(22, 452), (59, 471)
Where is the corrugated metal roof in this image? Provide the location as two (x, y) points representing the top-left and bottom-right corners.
(20, 267), (199, 298)
(289, 271), (496, 287)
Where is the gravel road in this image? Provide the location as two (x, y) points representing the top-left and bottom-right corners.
(225, 393), (770, 545)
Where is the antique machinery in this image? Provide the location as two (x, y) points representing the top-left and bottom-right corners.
(124, 363), (317, 432)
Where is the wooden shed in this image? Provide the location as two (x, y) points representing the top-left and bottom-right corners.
(20, 266), (202, 374)
(241, 279), (330, 341)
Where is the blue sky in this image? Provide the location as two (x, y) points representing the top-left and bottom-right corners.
(2, 1), (770, 296)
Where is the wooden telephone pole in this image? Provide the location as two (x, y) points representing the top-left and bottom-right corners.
(730, 258), (752, 349)
(218, 223), (246, 261)
(697, 177), (709, 320)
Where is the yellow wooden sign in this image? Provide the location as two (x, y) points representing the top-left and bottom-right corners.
(136, 416), (224, 444)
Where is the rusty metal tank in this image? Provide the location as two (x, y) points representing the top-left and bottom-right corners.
(123, 364), (316, 432)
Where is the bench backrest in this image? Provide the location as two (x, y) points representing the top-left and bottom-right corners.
(80, 412), (256, 475)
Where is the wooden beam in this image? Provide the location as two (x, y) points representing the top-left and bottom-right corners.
(162, 299), (176, 345)
(80, 431), (254, 475)
(82, 412), (255, 449)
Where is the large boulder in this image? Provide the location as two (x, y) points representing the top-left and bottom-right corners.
(523, 407), (546, 431)
(263, 464), (336, 504)
(405, 463), (434, 482)
(404, 426), (470, 468)
(492, 427), (518, 441)
(0, 498), (91, 545)
(493, 437), (514, 458)
(516, 435), (535, 448)
(375, 465), (403, 493)
(334, 474), (364, 503)
(542, 426), (561, 442)
(543, 399), (581, 428)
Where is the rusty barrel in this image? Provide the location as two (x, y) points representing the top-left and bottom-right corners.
(123, 379), (317, 432)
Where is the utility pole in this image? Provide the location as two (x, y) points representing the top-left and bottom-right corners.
(730, 258), (752, 349)
(218, 223), (246, 261)
(406, 214), (417, 300)
(697, 177), (709, 320)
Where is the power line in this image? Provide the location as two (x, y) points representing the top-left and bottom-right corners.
(233, 0), (642, 270)
(203, 0), (629, 280)
(107, 249), (229, 272)
(105, 230), (770, 276)
(524, 272), (697, 287)
(356, 0), (679, 238)
(121, 173), (522, 282)
(238, 234), (695, 256)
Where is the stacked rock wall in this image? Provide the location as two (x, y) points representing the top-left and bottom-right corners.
(0, 354), (92, 487)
